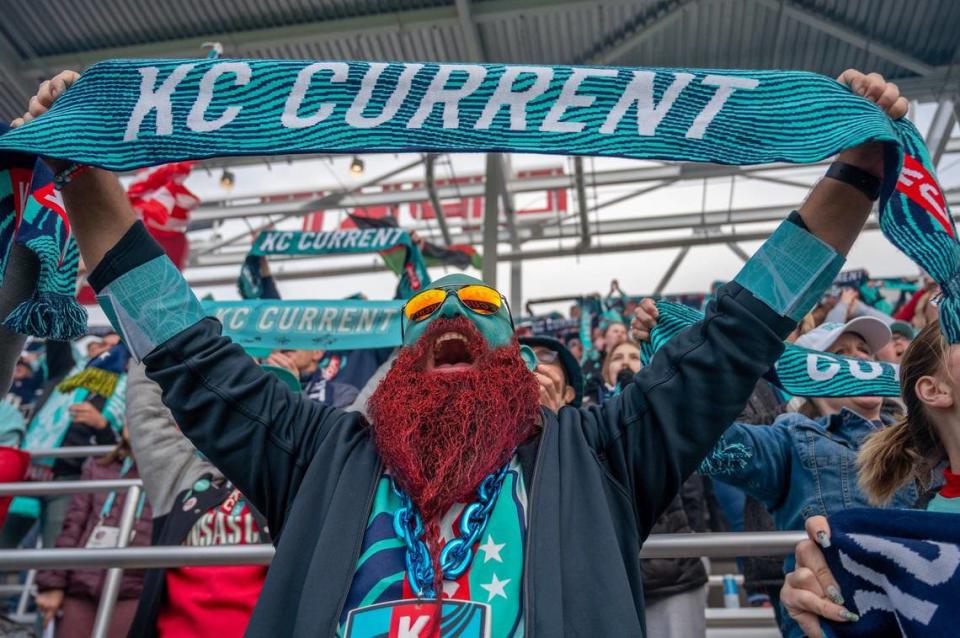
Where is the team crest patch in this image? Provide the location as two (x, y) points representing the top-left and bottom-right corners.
(344, 599), (491, 638)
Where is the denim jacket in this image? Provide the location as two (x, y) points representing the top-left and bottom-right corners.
(703, 408), (919, 532)
(704, 408), (920, 638)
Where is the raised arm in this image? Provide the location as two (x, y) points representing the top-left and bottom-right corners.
(13, 72), (357, 533)
(583, 69), (906, 529)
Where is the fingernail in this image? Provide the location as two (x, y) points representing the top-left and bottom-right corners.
(841, 609), (859, 622)
(857, 87), (866, 95)
(816, 531), (831, 548)
(826, 586), (844, 605)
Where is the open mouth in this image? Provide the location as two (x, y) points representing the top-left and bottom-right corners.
(427, 331), (476, 373)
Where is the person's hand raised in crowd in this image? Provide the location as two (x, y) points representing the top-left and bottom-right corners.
(534, 363), (566, 413)
(781, 516), (859, 638)
(839, 287), (859, 307)
(630, 298), (658, 342)
(265, 351), (301, 379)
(68, 401), (108, 429)
(35, 588), (64, 627)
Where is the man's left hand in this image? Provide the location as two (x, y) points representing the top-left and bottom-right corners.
(835, 69), (908, 179)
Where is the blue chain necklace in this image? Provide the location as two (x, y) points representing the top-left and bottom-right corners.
(391, 462), (510, 599)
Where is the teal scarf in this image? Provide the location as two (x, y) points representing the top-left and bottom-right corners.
(643, 301), (900, 397)
(0, 131), (86, 339)
(0, 59), (955, 341)
(203, 298), (403, 355)
(239, 228), (428, 300)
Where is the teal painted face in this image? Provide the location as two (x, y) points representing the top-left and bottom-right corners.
(401, 274), (515, 349)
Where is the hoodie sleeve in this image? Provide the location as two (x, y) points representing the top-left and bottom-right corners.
(578, 215), (840, 534)
(88, 221), (359, 536)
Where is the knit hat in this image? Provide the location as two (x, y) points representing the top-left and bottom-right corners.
(57, 342), (131, 398)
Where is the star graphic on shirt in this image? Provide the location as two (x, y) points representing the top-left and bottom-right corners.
(478, 535), (505, 563)
(480, 574), (510, 602)
(442, 580), (460, 598)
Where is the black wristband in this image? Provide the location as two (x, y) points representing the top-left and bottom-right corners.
(825, 161), (882, 201)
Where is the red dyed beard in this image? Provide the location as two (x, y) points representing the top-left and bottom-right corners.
(368, 316), (540, 526)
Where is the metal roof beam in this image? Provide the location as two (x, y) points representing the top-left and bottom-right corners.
(191, 160), (832, 223)
(24, 0), (608, 74)
(184, 216), (930, 288)
(926, 98), (958, 167)
(573, 157), (591, 248)
(455, 0), (486, 62)
(424, 154), (453, 245)
(190, 187), (960, 268)
(753, 0), (934, 75)
(580, 0), (695, 65)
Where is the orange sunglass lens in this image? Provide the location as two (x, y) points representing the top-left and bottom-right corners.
(405, 288), (447, 321)
(457, 285), (502, 315)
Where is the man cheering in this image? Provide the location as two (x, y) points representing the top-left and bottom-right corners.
(14, 68), (906, 637)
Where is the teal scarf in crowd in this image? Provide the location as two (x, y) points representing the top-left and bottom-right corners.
(239, 227), (428, 300)
(643, 300), (901, 397)
(0, 59), (955, 350)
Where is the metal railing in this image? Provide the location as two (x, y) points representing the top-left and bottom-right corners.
(0, 480), (800, 635)
(27, 446), (114, 460)
(0, 479), (142, 638)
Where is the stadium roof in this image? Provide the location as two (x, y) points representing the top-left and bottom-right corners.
(0, 0), (957, 120)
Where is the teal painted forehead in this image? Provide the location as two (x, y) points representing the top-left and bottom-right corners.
(424, 273), (488, 291)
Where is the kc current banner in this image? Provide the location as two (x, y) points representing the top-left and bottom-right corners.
(238, 227), (428, 300)
(0, 58), (957, 342)
(202, 299), (403, 354)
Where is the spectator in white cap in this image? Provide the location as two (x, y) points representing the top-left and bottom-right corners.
(672, 314), (913, 637)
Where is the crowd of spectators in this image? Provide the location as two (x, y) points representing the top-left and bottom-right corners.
(0, 268), (942, 637)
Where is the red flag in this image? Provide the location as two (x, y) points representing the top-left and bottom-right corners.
(128, 161), (199, 269)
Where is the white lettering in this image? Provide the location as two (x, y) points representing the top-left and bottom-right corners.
(319, 308), (338, 333)
(124, 64), (196, 141)
(278, 307), (297, 331)
(274, 233), (292, 252)
(600, 71), (693, 135)
(258, 232), (279, 252)
(281, 62), (349, 128)
(685, 74), (759, 139)
(475, 66), (553, 130)
(398, 616), (431, 638)
(338, 308), (357, 333)
(848, 359), (884, 380)
(807, 353), (841, 381)
(297, 307), (319, 331)
(228, 308), (250, 331)
(186, 62), (251, 133)
(358, 309), (377, 332)
(379, 308), (399, 333)
(407, 64), (486, 129)
(849, 533), (960, 586)
(356, 229), (372, 248)
(345, 63), (423, 128)
(541, 68), (618, 133)
(257, 307), (279, 331)
(297, 233), (313, 251)
(839, 550), (938, 625)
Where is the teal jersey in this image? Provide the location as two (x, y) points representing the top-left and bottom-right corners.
(338, 457), (527, 637)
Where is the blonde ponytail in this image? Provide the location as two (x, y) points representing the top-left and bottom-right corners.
(856, 321), (947, 505)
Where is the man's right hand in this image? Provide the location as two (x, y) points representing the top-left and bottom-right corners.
(35, 588), (64, 627)
(11, 72), (80, 171)
(781, 516), (859, 637)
